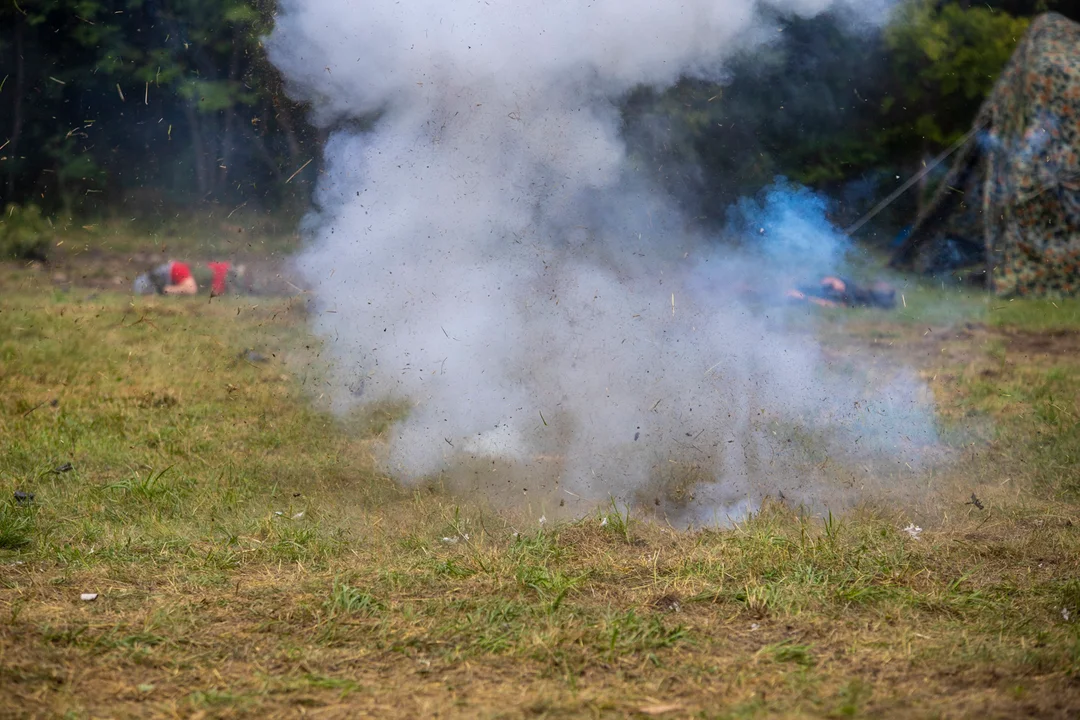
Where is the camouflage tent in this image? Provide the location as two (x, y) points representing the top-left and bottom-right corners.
(891, 13), (1080, 297)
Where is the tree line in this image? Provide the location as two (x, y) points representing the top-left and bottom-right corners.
(624, 0), (1070, 229)
(1, 0), (1075, 226)
(1, 0), (320, 218)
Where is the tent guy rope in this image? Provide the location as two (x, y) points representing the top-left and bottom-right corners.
(843, 118), (991, 237)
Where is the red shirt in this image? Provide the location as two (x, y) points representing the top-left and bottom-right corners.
(207, 261), (232, 295)
(170, 262), (192, 284)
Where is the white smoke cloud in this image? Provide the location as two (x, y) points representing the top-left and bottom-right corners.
(267, 0), (939, 524)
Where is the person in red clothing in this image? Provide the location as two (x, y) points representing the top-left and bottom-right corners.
(133, 260), (244, 296)
(156, 260), (198, 295)
(206, 261), (232, 296)
(133, 260), (198, 295)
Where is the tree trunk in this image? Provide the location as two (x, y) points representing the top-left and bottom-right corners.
(5, 19), (26, 203)
(276, 102), (304, 168)
(217, 38), (244, 195)
(184, 102), (210, 197)
(240, 121), (284, 184)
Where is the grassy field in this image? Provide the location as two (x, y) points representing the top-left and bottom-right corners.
(42, 207), (304, 260)
(1, 260), (1079, 719)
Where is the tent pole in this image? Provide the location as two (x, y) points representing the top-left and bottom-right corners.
(982, 148), (996, 294)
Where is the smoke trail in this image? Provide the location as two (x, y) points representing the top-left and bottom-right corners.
(267, 0), (938, 524)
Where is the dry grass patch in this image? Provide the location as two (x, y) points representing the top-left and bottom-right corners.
(1, 271), (1080, 718)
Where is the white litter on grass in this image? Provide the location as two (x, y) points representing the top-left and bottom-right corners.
(441, 537), (458, 544)
(539, 515), (547, 526)
(292, 511), (305, 520)
(1063, 608), (1072, 622)
(441, 533), (470, 544)
(903, 523), (923, 541)
(750, 623), (760, 631)
(600, 517), (609, 527)
(80, 593), (98, 602)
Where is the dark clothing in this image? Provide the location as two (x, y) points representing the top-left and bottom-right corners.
(795, 277), (897, 309)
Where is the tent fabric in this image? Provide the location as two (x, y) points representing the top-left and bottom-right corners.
(891, 12), (1080, 296)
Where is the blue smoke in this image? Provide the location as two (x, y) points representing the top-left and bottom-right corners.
(725, 177), (850, 279)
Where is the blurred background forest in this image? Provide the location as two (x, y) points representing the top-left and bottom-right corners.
(1, 0), (1077, 256)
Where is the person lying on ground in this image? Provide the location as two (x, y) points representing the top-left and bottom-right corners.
(133, 260), (242, 296)
(139, 260), (197, 295)
(785, 276), (896, 309)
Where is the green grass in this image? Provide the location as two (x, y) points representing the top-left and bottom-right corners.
(0, 499), (35, 550)
(988, 296), (1080, 331)
(41, 208), (304, 259)
(1, 264), (1079, 717)
(326, 578), (383, 617)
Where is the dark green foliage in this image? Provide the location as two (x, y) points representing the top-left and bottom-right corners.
(1, 1), (1074, 224)
(0, 204), (51, 260)
(0, 0), (319, 215)
(623, 2), (1054, 229)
